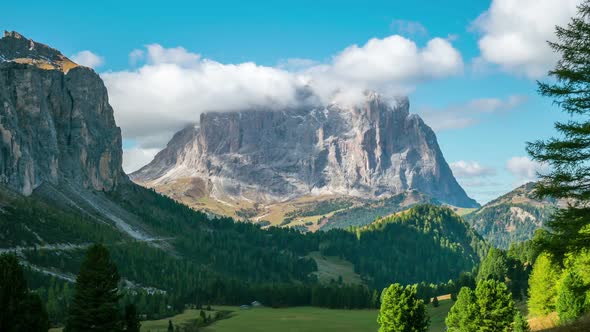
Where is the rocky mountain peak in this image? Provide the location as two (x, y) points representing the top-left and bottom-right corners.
(132, 94), (479, 209)
(0, 31), (79, 72)
(0, 33), (125, 195)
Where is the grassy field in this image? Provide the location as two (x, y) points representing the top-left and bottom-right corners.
(50, 300), (590, 332)
(308, 251), (363, 285)
(140, 300), (454, 332)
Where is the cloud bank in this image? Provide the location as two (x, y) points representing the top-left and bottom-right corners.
(451, 160), (497, 178)
(474, 0), (581, 78)
(506, 156), (549, 184)
(100, 35), (463, 172)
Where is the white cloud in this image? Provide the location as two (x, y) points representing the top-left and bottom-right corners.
(419, 95), (527, 131)
(71, 50), (105, 68)
(305, 36), (463, 104)
(102, 34), (464, 170)
(103, 58), (304, 148)
(506, 156), (549, 182)
(390, 20), (428, 37)
(122, 147), (160, 173)
(473, 0), (581, 78)
(144, 44), (201, 67)
(451, 160), (497, 178)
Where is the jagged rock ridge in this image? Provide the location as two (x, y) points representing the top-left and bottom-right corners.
(0, 31), (125, 195)
(132, 95), (479, 208)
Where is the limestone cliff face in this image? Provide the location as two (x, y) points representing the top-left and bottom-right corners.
(0, 32), (125, 195)
(133, 95), (479, 208)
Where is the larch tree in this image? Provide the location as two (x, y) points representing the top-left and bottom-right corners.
(528, 253), (562, 316)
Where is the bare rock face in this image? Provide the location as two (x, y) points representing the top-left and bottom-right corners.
(0, 32), (125, 195)
(133, 94), (479, 208)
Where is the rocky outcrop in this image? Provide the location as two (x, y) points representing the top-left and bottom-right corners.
(463, 182), (564, 248)
(133, 94), (479, 208)
(0, 32), (125, 195)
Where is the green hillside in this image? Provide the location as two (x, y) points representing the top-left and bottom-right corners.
(321, 191), (439, 230)
(1, 181), (483, 326)
(464, 183), (559, 248)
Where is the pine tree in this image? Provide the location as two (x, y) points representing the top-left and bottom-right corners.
(528, 253), (561, 316)
(124, 304), (141, 332)
(0, 254), (49, 332)
(527, 1), (590, 256)
(0, 254), (29, 331)
(65, 244), (122, 332)
(445, 287), (479, 332)
(556, 271), (587, 324)
(377, 284), (429, 332)
(447, 281), (516, 332)
(18, 292), (50, 332)
(477, 247), (508, 282)
(475, 279), (516, 332)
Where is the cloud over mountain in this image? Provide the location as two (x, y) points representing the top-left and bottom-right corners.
(100, 35), (463, 172)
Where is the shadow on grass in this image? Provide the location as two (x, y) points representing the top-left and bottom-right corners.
(531, 313), (590, 332)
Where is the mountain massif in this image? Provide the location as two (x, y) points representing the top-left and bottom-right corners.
(131, 92), (478, 226)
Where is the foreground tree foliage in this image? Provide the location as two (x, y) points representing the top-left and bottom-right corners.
(377, 284), (429, 332)
(527, 0), (590, 256)
(513, 312), (530, 332)
(477, 247), (508, 282)
(445, 287), (479, 331)
(0, 254), (49, 332)
(522, 3), (590, 326)
(65, 244), (122, 332)
(556, 271), (587, 325)
(124, 304), (141, 332)
(527, 253), (561, 317)
(446, 279), (516, 332)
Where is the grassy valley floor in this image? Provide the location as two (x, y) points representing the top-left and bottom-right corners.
(140, 300), (454, 332)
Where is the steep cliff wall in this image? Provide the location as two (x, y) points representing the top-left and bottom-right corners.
(0, 31), (125, 195)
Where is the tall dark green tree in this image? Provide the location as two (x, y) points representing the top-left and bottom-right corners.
(446, 280), (516, 332)
(445, 287), (479, 332)
(556, 271), (587, 324)
(377, 284), (429, 332)
(0, 254), (49, 332)
(124, 304), (141, 332)
(475, 279), (516, 331)
(65, 244), (122, 332)
(527, 1), (590, 256)
(477, 248), (509, 282)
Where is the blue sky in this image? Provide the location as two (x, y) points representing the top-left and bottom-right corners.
(1, 0), (581, 203)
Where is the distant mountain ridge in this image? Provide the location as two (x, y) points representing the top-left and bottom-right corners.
(464, 182), (562, 248)
(131, 93), (478, 224)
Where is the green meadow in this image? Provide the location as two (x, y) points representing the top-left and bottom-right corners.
(140, 300), (453, 332)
